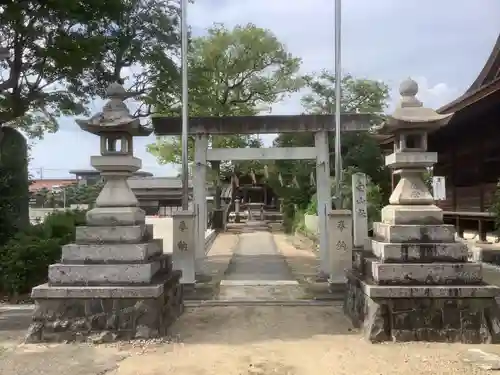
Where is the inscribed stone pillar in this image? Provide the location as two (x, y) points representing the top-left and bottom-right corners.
(172, 211), (196, 284)
(193, 134), (208, 262)
(315, 131), (331, 277)
(352, 172), (369, 248)
(328, 210), (352, 284)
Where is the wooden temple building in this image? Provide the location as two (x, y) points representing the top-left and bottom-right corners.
(430, 33), (500, 240)
(381, 33), (500, 240)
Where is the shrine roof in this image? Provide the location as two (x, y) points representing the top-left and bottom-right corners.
(151, 113), (378, 135)
(438, 32), (500, 115)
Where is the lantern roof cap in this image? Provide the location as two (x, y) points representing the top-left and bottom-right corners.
(75, 82), (152, 137)
(372, 78), (453, 135)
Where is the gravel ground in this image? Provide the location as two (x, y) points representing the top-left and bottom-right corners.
(2, 302), (492, 375)
(109, 304), (493, 375)
(1, 231), (499, 374)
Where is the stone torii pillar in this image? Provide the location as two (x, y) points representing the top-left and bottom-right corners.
(315, 130), (331, 278)
(193, 134), (208, 273)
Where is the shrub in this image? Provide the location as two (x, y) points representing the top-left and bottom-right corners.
(0, 233), (62, 296)
(0, 209), (87, 298)
(42, 209), (86, 243)
(306, 194), (318, 215)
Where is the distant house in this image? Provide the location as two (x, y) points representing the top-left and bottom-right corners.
(29, 178), (76, 193)
(69, 169), (153, 186)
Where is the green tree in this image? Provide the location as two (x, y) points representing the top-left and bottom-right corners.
(271, 71), (390, 209)
(0, 0), (180, 137)
(63, 182), (104, 206)
(148, 23), (303, 174)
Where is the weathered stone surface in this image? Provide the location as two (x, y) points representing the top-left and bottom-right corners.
(86, 206), (146, 226)
(366, 259), (482, 285)
(347, 269), (500, 298)
(346, 79), (500, 344)
(32, 283), (166, 299)
(26, 271), (183, 343)
(371, 241), (468, 263)
(373, 223), (455, 243)
(48, 256), (168, 285)
(61, 240), (162, 264)
(388, 171), (434, 205)
(381, 204), (443, 225)
(75, 224), (148, 244)
(385, 151), (437, 170)
(362, 297), (389, 342)
(344, 270), (500, 344)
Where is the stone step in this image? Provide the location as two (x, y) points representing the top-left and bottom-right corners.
(381, 204), (443, 225)
(48, 255), (171, 286)
(373, 222), (455, 243)
(364, 258), (483, 285)
(61, 240), (163, 264)
(346, 269), (500, 298)
(371, 240), (468, 263)
(75, 224), (151, 244)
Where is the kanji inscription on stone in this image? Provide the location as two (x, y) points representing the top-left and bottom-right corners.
(177, 240), (188, 251)
(355, 179), (365, 192)
(178, 220), (187, 232)
(357, 208), (367, 218)
(410, 190), (421, 198)
(352, 172), (368, 248)
(336, 240), (347, 252)
(356, 197), (366, 205)
(337, 220), (346, 232)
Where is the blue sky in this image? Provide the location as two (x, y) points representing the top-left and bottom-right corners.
(29, 0), (500, 179)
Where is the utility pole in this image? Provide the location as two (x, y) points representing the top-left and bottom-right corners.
(333, 0), (343, 208)
(180, 0), (189, 210)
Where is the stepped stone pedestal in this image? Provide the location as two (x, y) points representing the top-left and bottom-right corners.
(26, 83), (183, 343)
(344, 78), (500, 343)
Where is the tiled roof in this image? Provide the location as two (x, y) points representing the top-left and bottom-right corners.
(30, 179), (76, 192)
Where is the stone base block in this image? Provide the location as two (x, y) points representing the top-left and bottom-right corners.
(86, 206), (146, 227)
(371, 240), (468, 263)
(373, 222), (455, 243)
(75, 224), (151, 244)
(61, 240), (162, 264)
(344, 270), (500, 344)
(381, 205), (443, 225)
(26, 271), (183, 343)
(48, 254), (171, 286)
(366, 259), (482, 285)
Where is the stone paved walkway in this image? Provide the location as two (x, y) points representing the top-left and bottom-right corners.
(218, 229), (306, 300)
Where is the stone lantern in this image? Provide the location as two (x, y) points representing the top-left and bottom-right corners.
(344, 78), (500, 344)
(75, 82), (151, 225)
(381, 78), (451, 225)
(26, 83), (183, 343)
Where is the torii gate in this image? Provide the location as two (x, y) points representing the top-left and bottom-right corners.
(152, 113), (375, 280)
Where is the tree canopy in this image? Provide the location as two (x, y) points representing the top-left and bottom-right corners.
(270, 71), (391, 209)
(0, 0), (180, 137)
(147, 23), (304, 175)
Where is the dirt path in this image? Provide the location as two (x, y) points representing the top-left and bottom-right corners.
(111, 304), (491, 375)
(1, 303), (492, 375)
